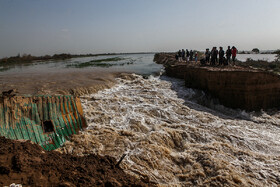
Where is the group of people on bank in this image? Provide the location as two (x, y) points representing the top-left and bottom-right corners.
(176, 49), (198, 62)
(176, 46), (238, 66)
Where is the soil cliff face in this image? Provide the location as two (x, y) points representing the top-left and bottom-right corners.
(0, 136), (149, 186)
(154, 53), (280, 111)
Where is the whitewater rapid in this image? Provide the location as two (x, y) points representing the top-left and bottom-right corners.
(60, 74), (280, 186)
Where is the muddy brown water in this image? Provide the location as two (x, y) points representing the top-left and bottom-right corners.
(0, 54), (162, 96)
(58, 74), (280, 186)
(0, 70), (118, 96)
(1, 54), (280, 186)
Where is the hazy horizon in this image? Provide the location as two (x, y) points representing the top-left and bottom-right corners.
(1, 0), (280, 58)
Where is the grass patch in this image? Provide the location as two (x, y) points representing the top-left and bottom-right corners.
(90, 57), (124, 63)
(67, 57), (135, 68)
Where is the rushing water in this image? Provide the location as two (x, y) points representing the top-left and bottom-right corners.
(9, 53), (279, 186)
(59, 73), (280, 185)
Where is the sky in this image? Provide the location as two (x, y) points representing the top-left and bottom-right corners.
(0, 0), (280, 57)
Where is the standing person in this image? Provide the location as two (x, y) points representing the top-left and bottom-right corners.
(211, 47), (218, 65)
(218, 47), (224, 65)
(226, 46), (232, 65)
(195, 52), (198, 63)
(231, 46), (237, 65)
(214, 47), (218, 64)
(190, 50), (194, 61)
(210, 47), (215, 65)
(182, 49), (186, 62)
(186, 49), (190, 62)
(205, 48), (210, 64)
(178, 50), (182, 62)
(175, 53), (178, 60)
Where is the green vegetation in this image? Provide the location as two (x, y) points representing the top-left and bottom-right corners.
(0, 53), (124, 67)
(252, 48), (260, 54)
(272, 50), (280, 60)
(272, 49), (280, 55)
(0, 52), (152, 67)
(0, 53), (73, 66)
(236, 58), (280, 74)
(90, 57), (124, 63)
(67, 57), (134, 68)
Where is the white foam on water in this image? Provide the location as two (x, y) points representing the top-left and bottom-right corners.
(61, 74), (280, 186)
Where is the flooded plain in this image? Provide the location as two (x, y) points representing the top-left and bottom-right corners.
(1, 53), (280, 186)
(0, 54), (162, 95)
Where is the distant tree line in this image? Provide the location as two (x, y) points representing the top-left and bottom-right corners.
(238, 49), (280, 55)
(0, 53), (116, 65)
(272, 50), (280, 55)
(252, 48), (260, 54)
(0, 53), (73, 65)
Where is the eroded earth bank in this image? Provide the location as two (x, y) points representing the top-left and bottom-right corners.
(154, 53), (280, 111)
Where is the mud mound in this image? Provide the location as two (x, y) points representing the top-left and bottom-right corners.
(0, 136), (150, 187)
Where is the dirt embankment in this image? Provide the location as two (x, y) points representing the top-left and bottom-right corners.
(0, 136), (151, 186)
(154, 53), (280, 111)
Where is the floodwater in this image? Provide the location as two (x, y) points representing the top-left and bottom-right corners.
(0, 54), (162, 95)
(0, 53), (162, 76)
(53, 54), (280, 186)
(237, 54), (277, 62)
(1, 53), (279, 186)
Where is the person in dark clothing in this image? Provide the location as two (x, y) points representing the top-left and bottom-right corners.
(200, 58), (206, 65)
(214, 47), (218, 64)
(182, 49), (185, 61)
(178, 50), (182, 62)
(226, 46), (231, 65)
(189, 50), (194, 61)
(175, 54), (178, 60)
(218, 47), (224, 65)
(186, 49), (190, 62)
(205, 48), (210, 64)
(223, 57), (227, 65)
(210, 47), (218, 65)
(210, 47), (215, 65)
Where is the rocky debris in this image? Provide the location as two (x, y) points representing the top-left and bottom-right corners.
(154, 53), (280, 110)
(0, 136), (150, 186)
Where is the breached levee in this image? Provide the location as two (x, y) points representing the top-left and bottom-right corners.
(154, 53), (280, 111)
(58, 74), (280, 186)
